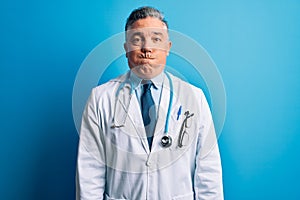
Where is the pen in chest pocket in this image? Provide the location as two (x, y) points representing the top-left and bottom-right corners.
(177, 106), (182, 120)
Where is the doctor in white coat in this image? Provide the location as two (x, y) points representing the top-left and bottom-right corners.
(76, 6), (224, 200)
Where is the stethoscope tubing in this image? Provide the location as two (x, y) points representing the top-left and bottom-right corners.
(164, 72), (173, 135)
(113, 71), (177, 148)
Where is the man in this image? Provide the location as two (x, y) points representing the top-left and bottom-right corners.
(76, 6), (223, 200)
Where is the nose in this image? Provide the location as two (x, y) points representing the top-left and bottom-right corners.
(141, 39), (153, 53)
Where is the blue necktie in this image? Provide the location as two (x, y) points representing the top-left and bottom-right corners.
(141, 82), (155, 149)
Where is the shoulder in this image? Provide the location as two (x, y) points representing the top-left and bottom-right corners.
(168, 72), (205, 98)
(167, 72), (212, 118)
(90, 72), (128, 98)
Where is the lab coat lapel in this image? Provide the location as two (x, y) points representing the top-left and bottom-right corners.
(126, 92), (150, 154)
(151, 74), (171, 152)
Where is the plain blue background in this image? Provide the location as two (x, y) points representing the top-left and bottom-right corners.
(1, 0), (300, 199)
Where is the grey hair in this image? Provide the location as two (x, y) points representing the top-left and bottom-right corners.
(125, 6), (168, 31)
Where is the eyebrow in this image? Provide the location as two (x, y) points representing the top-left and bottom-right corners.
(129, 32), (143, 40)
(130, 31), (164, 37)
(152, 31), (163, 36)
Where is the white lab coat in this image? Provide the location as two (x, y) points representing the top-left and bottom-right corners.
(76, 72), (223, 200)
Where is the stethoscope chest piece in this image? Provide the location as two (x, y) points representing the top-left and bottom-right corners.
(161, 135), (172, 148)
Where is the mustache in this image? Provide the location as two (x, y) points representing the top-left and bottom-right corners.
(138, 53), (154, 59)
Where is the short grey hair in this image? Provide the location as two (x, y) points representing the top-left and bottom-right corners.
(125, 6), (168, 31)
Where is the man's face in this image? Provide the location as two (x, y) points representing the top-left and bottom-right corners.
(124, 17), (172, 79)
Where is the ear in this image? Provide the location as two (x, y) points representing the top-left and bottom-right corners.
(124, 42), (128, 58)
(166, 41), (172, 56)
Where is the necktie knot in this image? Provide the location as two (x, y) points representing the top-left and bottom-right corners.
(143, 82), (152, 92)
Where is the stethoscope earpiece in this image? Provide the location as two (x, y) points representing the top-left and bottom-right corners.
(161, 135), (172, 148)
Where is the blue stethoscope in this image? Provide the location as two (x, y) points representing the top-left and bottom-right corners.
(111, 71), (174, 148)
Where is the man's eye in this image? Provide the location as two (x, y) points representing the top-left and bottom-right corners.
(153, 37), (162, 42)
(131, 37), (141, 44)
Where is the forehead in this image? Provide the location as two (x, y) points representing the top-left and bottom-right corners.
(129, 17), (167, 29)
(127, 17), (168, 36)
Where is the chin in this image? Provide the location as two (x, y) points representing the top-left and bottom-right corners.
(130, 62), (164, 79)
(132, 66), (155, 79)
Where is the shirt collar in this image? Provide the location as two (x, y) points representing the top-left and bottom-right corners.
(129, 70), (142, 90)
(151, 72), (164, 89)
(129, 70), (165, 90)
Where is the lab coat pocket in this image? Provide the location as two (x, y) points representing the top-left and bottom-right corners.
(172, 192), (194, 200)
(104, 193), (128, 200)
